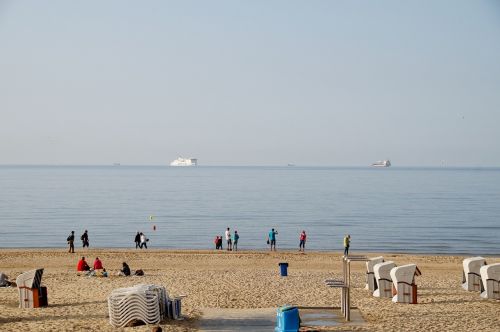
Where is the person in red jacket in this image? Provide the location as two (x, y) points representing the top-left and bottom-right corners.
(93, 257), (103, 270)
(77, 257), (90, 272)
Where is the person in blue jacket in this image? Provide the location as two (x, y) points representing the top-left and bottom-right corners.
(268, 228), (278, 251)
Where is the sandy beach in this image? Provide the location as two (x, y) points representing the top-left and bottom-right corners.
(0, 249), (499, 331)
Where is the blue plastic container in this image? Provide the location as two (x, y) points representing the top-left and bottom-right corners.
(275, 305), (300, 332)
(279, 262), (289, 277)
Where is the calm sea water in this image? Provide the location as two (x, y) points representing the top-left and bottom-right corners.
(0, 166), (499, 255)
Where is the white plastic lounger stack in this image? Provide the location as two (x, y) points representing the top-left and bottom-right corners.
(108, 284), (168, 327)
(365, 256), (384, 292)
(390, 264), (421, 304)
(462, 257), (486, 291)
(479, 263), (500, 300)
(373, 261), (396, 298)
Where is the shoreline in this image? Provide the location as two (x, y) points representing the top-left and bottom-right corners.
(1, 248), (498, 256)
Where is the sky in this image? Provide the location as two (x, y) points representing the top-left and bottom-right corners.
(1, 0), (500, 166)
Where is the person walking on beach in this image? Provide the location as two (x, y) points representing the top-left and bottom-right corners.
(233, 230), (239, 251)
(134, 232), (141, 249)
(299, 230), (307, 252)
(67, 231), (75, 253)
(81, 230), (89, 248)
(225, 227), (232, 251)
(268, 228), (278, 251)
(343, 234), (351, 256)
(139, 232), (148, 249)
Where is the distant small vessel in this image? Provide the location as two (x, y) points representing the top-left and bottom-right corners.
(371, 160), (391, 167)
(113, 163), (121, 166)
(170, 157), (198, 166)
(287, 163), (295, 167)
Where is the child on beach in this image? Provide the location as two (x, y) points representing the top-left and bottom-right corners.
(299, 230), (307, 252)
(233, 231), (239, 251)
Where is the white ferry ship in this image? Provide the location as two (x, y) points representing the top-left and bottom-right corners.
(170, 157), (198, 166)
(371, 160), (391, 167)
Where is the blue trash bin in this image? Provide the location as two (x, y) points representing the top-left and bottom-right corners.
(275, 305), (300, 332)
(279, 262), (288, 277)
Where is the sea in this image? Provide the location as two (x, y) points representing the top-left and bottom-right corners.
(0, 166), (499, 255)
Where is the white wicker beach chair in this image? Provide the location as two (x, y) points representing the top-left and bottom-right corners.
(373, 261), (396, 298)
(390, 264), (421, 304)
(479, 263), (500, 300)
(365, 256), (384, 291)
(462, 257), (486, 291)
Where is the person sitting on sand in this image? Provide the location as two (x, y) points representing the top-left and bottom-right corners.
(93, 257), (103, 270)
(119, 262), (131, 276)
(0, 272), (12, 287)
(77, 257), (90, 272)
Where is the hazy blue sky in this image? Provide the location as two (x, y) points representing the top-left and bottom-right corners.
(1, 1), (499, 166)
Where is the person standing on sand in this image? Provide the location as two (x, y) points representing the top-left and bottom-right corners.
(81, 230), (89, 248)
(233, 230), (239, 251)
(225, 227), (232, 251)
(134, 232), (141, 249)
(343, 234), (351, 256)
(140, 232), (148, 249)
(268, 228), (278, 251)
(299, 230), (307, 252)
(67, 231), (75, 253)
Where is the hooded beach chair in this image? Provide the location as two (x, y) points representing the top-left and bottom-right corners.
(16, 268), (48, 308)
(390, 264), (422, 304)
(462, 257), (486, 291)
(365, 256), (384, 291)
(373, 261), (396, 298)
(479, 263), (500, 300)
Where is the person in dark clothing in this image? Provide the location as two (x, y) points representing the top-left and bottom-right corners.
(121, 262), (131, 276)
(67, 231), (75, 253)
(134, 232), (141, 249)
(81, 230), (89, 248)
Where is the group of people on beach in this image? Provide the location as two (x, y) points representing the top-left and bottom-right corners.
(134, 232), (149, 249)
(76, 256), (108, 277)
(67, 229), (352, 254)
(75, 257), (143, 277)
(66, 230), (90, 253)
(214, 227), (239, 251)
(213, 228), (309, 252)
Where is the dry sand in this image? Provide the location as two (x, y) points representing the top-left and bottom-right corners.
(0, 249), (499, 331)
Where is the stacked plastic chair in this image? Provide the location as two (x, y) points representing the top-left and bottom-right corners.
(108, 284), (168, 327)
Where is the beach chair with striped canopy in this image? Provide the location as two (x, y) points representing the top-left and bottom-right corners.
(16, 268), (48, 308)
